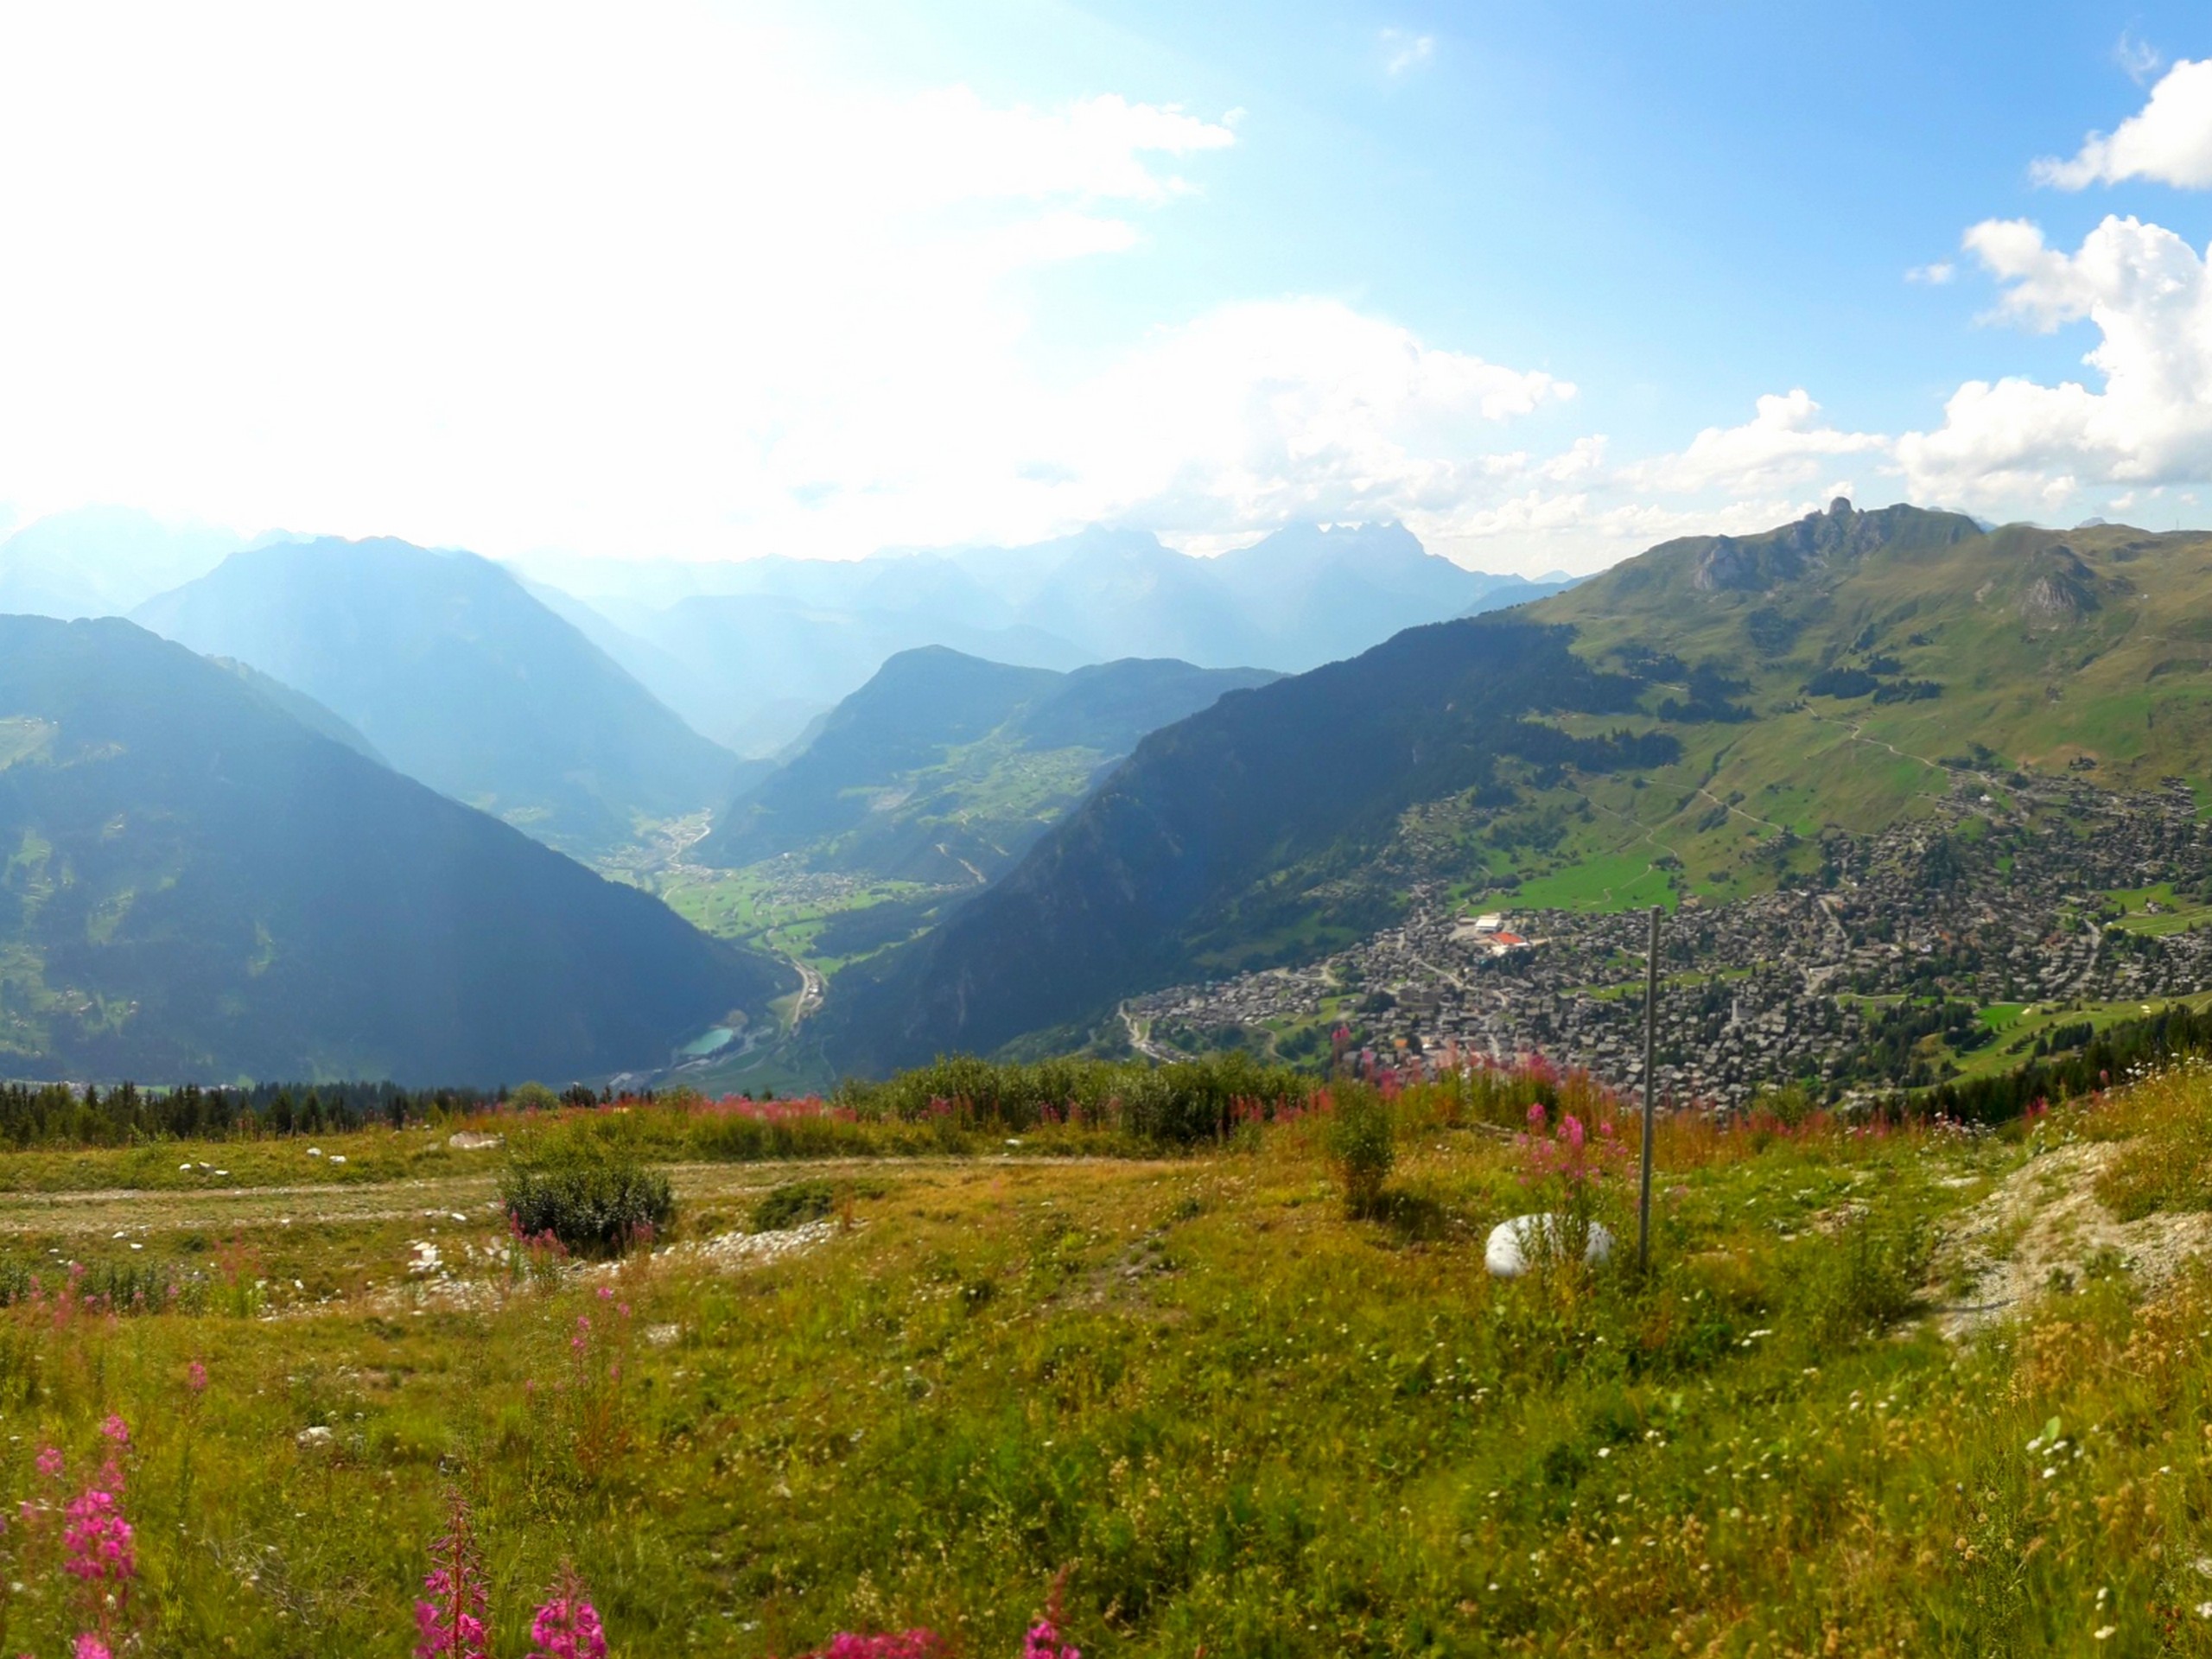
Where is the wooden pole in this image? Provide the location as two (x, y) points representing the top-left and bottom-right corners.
(1638, 903), (1660, 1272)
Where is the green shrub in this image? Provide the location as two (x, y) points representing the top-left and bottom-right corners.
(499, 1135), (674, 1257)
(1322, 1084), (1395, 1217)
(505, 1081), (563, 1113)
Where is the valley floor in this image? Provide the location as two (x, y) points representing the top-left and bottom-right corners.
(6, 1077), (2212, 1653)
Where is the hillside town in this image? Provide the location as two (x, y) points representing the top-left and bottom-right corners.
(1125, 773), (2212, 1107)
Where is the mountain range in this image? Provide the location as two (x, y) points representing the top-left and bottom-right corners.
(0, 507), (245, 620)
(0, 615), (789, 1083)
(693, 646), (1277, 884)
(813, 500), (2212, 1074)
(523, 522), (1568, 755)
(133, 538), (749, 856)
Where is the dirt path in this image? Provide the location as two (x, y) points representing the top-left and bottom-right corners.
(0, 1155), (1174, 1237)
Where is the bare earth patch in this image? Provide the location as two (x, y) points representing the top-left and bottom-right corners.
(1935, 1140), (2212, 1337)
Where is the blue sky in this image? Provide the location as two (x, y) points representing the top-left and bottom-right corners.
(4, 1), (2212, 572)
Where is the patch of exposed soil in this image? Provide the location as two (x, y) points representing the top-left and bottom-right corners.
(1934, 1141), (2212, 1338)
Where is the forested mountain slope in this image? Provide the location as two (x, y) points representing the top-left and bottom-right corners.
(821, 618), (1672, 1071)
(695, 647), (1276, 883)
(0, 617), (788, 1083)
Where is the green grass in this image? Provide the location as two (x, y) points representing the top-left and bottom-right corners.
(656, 867), (944, 978)
(6, 1067), (2212, 1651)
(2104, 882), (2212, 938)
(1508, 849), (1677, 912)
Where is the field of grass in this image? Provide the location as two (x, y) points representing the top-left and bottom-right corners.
(1944, 988), (2212, 1084)
(9, 1058), (2212, 1653)
(1506, 849), (1677, 913)
(654, 867), (944, 977)
(2105, 883), (2212, 938)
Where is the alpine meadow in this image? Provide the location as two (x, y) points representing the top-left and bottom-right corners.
(14, 5), (2212, 1656)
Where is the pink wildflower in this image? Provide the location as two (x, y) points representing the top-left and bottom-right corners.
(61, 1490), (134, 1586)
(99, 1415), (130, 1449)
(1025, 1621), (1082, 1659)
(73, 1637), (111, 1659)
(35, 1446), (62, 1481)
(1561, 1114), (1585, 1152)
(808, 1635), (942, 1659)
(415, 1492), (490, 1659)
(186, 1359), (208, 1393)
(526, 1563), (608, 1659)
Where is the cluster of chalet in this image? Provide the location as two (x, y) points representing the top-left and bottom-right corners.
(1128, 772), (2212, 1108)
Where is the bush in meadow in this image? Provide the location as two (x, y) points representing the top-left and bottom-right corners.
(499, 1128), (673, 1257)
(1321, 1083), (1395, 1217)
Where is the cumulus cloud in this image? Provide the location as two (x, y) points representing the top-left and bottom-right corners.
(1905, 261), (1955, 284)
(2033, 57), (2212, 189)
(1897, 214), (2212, 505)
(1054, 298), (1575, 534)
(1619, 391), (1888, 497)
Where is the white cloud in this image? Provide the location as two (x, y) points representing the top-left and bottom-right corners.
(1381, 29), (1436, 77)
(1905, 261), (1955, 284)
(1896, 214), (2212, 505)
(0, 1), (1243, 560)
(2033, 57), (2212, 189)
(2115, 30), (2166, 86)
(1619, 391), (1888, 497)
(1046, 298), (1576, 535)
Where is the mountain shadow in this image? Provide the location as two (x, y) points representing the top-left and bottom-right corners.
(0, 616), (790, 1083)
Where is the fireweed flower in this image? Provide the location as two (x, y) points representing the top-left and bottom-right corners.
(61, 1489), (134, 1586)
(809, 1635), (942, 1658)
(73, 1637), (111, 1659)
(526, 1563), (608, 1659)
(185, 1360), (208, 1393)
(98, 1416), (129, 1449)
(1024, 1620), (1082, 1658)
(35, 1446), (63, 1482)
(415, 1493), (491, 1659)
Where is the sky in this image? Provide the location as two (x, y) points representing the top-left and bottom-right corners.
(4, 2), (2212, 575)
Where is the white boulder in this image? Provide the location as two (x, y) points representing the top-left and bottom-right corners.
(1484, 1213), (1615, 1278)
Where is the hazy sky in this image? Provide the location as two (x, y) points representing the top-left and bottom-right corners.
(5, 1), (2212, 574)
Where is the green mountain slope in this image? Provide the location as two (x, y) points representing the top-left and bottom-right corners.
(0, 616), (790, 1084)
(820, 620), (1674, 1072)
(1510, 499), (2212, 899)
(134, 538), (741, 856)
(694, 647), (1278, 884)
(814, 499), (2212, 1076)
